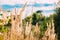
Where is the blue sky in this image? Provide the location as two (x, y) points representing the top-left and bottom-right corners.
(1, 3), (56, 10)
(0, 0), (58, 17)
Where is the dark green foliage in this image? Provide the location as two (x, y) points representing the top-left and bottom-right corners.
(32, 13), (37, 25)
(36, 10), (42, 13)
(22, 10), (48, 38)
(0, 25), (8, 32)
(7, 10), (11, 12)
(4, 19), (11, 26)
(54, 8), (60, 40)
(0, 14), (3, 16)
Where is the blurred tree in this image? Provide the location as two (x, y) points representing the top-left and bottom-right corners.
(32, 10), (43, 25)
(0, 14), (2, 16)
(22, 10), (48, 38)
(7, 10), (11, 12)
(54, 8), (60, 40)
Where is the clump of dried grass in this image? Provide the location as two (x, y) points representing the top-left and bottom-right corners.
(2, 15), (57, 40)
(33, 23), (40, 40)
(42, 19), (57, 40)
(1, 2), (57, 40)
(2, 10), (57, 40)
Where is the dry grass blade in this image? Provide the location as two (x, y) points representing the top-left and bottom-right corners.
(51, 19), (55, 33)
(50, 19), (56, 40)
(3, 32), (7, 40)
(19, 1), (27, 20)
(25, 22), (32, 40)
(33, 23), (40, 40)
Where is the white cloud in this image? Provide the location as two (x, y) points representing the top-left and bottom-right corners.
(20, 6), (55, 18)
(40, 6), (55, 10)
(0, 0), (58, 17)
(42, 12), (54, 17)
(0, 0), (27, 5)
(33, 6), (55, 12)
(36, 0), (58, 4)
(0, 0), (58, 5)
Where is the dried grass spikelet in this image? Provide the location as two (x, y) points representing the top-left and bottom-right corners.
(10, 13), (16, 40)
(45, 23), (51, 36)
(42, 23), (51, 40)
(34, 23), (40, 33)
(47, 23), (51, 40)
(14, 8), (24, 40)
(7, 31), (11, 40)
(33, 23), (40, 40)
(51, 19), (55, 33)
(10, 2), (27, 40)
(3, 32), (7, 40)
(14, 8), (19, 23)
(50, 19), (56, 40)
(10, 13), (15, 32)
(2, 11), (8, 25)
(28, 22), (32, 34)
(19, 1), (27, 27)
(50, 33), (56, 40)
(30, 31), (34, 40)
(18, 24), (24, 40)
(14, 8), (20, 34)
(25, 22), (32, 40)
(18, 2), (27, 33)
(17, 2), (27, 40)
(25, 22), (29, 36)
(19, 1), (27, 21)
(16, 26), (24, 40)
(13, 8), (19, 40)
